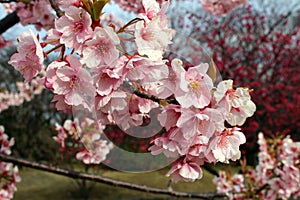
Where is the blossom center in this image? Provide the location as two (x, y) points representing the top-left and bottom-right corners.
(73, 22), (84, 32)
(98, 43), (109, 54)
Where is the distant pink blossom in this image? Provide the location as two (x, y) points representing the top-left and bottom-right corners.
(200, 0), (247, 16)
(0, 36), (12, 49)
(0, 126), (21, 200)
(8, 29), (44, 82)
(16, 0), (55, 30)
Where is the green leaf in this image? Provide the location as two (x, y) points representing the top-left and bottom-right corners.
(92, 0), (110, 20)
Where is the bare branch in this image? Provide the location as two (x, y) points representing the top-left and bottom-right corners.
(48, 0), (64, 17)
(0, 153), (227, 199)
(0, 11), (19, 34)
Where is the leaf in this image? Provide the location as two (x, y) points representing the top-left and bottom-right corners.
(92, 0), (110, 20)
(208, 57), (217, 83)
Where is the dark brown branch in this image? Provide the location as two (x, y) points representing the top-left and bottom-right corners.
(0, 153), (227, 199)
(0, 11), (19, 34)
(0, 0), (17, 2)
(48, 0), (64, 17)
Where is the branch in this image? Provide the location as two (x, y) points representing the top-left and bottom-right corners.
(0, 0), (17, 2)
(0, 11), (19, 34)
(0, 153), (227, 199)
(48, 0), (64, 17)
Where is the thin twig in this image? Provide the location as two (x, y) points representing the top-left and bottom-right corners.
(0, 153), (227, 199)
(48, 0), (64, 17)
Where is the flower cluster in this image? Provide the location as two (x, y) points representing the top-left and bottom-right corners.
(213, 132), (300, 199)
(16, 0), (55, 30)
(8, 0), (255, 182)
(53, 118), (113, 165)
(0, 126), (21, 200)
(170, 1), (300, 154)
(199, 0), (247, 16)
(0, 78), (44, 113)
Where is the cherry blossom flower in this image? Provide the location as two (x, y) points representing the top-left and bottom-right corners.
(0, 36), (12, 49)
(213, 80), (256, 126)
(8, 29), (44, 82)
(0, 126), (21, 200)
(45, 55), (95, 109)
(55, 6), (93, 52)
(126, 55), (169, 89)
(135, 17), (175, 61)
(16, 0), (55, 30)
(76, 140), (113, 164)
(57, 0), (82, 9)
(82, 26), (120, 68)
(200, 0), (247, 16)
(166, 160), (203, 182)
(172, 58), (214, 108)
(134, 0), (175, 61)
(209, 127), (246, 163)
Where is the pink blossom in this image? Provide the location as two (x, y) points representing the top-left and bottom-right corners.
(166, 160), (203, 182)
(200, 0), (247, 16)
(148, 136), (180, 158)
(92, 56), (129, 96)
(0, 36), (12, 49)
(142, 0), (160, 20)
(8, 29), (44, 82)
(112, 94), (158, 130)
(2, 3), (16, 14)
(76, 139), (112, 164)
(172, 59), (213, 108)
(213, 80), (256, 126)
(209, 127), (246, 163)
(16, 0), (55, 30)
(0, 126), (21, 200)
(82, 26), (120, 68)
(135, 17), (175, 61)
(126, 56), (169, 85)
(45, 55), (95, 108)
(57, 0), (82, 9)
(157, 104), (182, 131)
(55, 6), (93, 52)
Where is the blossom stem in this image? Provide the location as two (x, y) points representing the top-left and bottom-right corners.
(117, 18), (143, 34)
(45, 44), (64, 55)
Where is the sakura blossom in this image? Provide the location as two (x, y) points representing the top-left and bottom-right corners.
(166, 160), (203, 182)
(0, 126), (21, 200)
(135, 0), (175, 61)
(0, 79), (44, 113)
(214, 133), (300, 199)
(54, 118), (112, 165)
(8, 29), (44, 82)
(213, 80), (256, 126)
(45, 55), (95, 109)
(5, 0), (258, 184)
(16, 0), (55, 30)
(55, 6), (93, 52)
(200, 0), (248, 16)
(172, 58), (214, 109)
(208, 127), (246, 163)
(82, 26), (120, 67)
